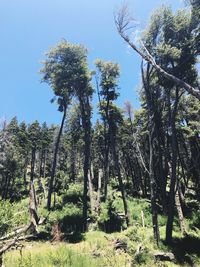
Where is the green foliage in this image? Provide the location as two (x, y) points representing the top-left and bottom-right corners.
(47, 203), (84, 233)
(41, 40), (92, 112)
(0, 200), (13, 236)
(62, 183), (83, 204)
(0, 199), (29, 237)
(128, 198), (152, 227)
(98, 195), (124, 233)
(54, 170), (69, 195)
(133, 249), (152, 265)
(126, 226), (143, 243)
(95, 59), (120, 101)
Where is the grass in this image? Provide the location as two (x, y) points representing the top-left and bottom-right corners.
(3, 193), (200, 267)
(4, 232), (130, 267)
(5, 229), (200, 267)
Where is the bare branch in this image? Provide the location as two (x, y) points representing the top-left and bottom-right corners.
(115, 4), (200, 101)
(0, 238), (18, 255)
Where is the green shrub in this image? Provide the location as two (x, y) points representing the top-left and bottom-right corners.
(54, 170), (69, 195)
(125, 226), (142, 242)
(0, 199), (29, 237)
(46, 203), (84, 234)
(128, 198), (152, 227)
(98, 197), (124, 233)
(62, 183), (83, 204)
(0, 200), (14, 236)
(133, 249), (152, 265)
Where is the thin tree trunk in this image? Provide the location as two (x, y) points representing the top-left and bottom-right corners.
(109, 120), (130, 227)
(166, 88), (179, 244)
(43, 149), (47, 179)
(175, 187), (187, 236)
(141, 62), (160, 245)
(30, 148), (36, 182)
(96, 168), (103, 214)
(149, 125), (160, 246)
(88, 164), (94, 214)
(47, 108), (66, 210)
(23, 155), (29, 189)
(79, 97), (91, 231)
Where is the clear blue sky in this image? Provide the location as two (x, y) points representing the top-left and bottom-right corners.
(0, 0), (183, 125)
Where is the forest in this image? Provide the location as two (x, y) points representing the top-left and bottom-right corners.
(0, 1), (200, 266)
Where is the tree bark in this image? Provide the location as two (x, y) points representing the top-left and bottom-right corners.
(141, 62), (160, 246)
(175, 187), (187, 236)
(166, 88), (179, 244)
(96, 168), (103, 214)
(88, 164), (95, 214)
(47, 108), (66, 210)
(30, 148), (36, 182)
(109, 119), (130, 227)
(79, 96), (91, 231)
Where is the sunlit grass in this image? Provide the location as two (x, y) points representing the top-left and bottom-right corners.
(4, 234), (130, 267)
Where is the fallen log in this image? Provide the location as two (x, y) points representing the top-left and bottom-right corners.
(0, 223), (33, 242)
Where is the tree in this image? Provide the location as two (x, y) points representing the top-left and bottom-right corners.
(95, 59), (130, 227)
(41, 41), (74, 210)
(41, 41), (93, 229)
(115, 4), (200, 101)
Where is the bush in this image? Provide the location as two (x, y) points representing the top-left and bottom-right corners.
(0, 200), (13, 236)
(0, 199), (29, 237)
(54, 170), (69, 195)
(128, 198), (152, 227)
(47, 203), (84, 234)
(133, 249), (152, 265)
(125, 226), (142, 242)
(98, 197), (124, 233)
(62, 184), (83, 204)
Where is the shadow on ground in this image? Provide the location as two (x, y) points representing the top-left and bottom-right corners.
(170, 235), (200, 266)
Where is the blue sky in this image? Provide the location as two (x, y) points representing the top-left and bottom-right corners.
(0, 0), (183, 125)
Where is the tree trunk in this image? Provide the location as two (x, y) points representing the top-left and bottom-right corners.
(109, 120), (130, 227)
(141, 62), (160, 245)
(96, 168), (103, 214)
(23, 154), (29, 189)
(43, 149), (47, 179)
(166, 88), (179, 244)
(47, 108), (66, 210)
(30, 148), (36, 182)
(79, 97), (91, 231)
(175, 186), (187, 236)
(88, 164), (95, 214)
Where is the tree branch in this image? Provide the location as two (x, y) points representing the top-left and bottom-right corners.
(115, 5), (200, 101)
